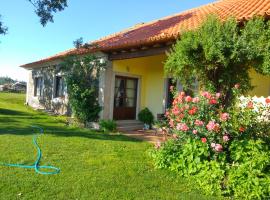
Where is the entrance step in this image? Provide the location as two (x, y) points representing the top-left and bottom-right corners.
(116, 120), (144, 131)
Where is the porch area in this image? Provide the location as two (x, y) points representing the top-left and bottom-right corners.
(100, 54), (170, 123)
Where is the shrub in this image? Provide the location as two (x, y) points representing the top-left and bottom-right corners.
(165, 16), (270, 107)
(138, 108), (154, 127)
(150, 139), (182, 169)
(151, 88), (270, 199)
(225, 139), (270, 199)
(62, 55), (106, 124)
(151, 138), (226, 196)
(99, 120), (117, 132)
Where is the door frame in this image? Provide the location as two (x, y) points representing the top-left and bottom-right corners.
(110, 72), (141, 120)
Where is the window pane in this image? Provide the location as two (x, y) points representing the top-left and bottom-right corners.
(55, 76), (65, 97)
(126, 79), (136, 89)
(126, 98), (135, 107)
(126, 88), (136, 98)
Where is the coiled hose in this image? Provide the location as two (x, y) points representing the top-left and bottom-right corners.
(1, 126), (60, 175)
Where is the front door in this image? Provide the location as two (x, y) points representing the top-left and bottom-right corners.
(113, 76), (138, 120)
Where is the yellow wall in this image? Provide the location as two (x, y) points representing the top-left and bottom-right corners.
(113, 54), (166, 119)
(112, 55), (270, 120)
(249, 69), (270, 97)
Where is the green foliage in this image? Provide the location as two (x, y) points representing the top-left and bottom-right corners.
(138, 107), (154, 126)
(62, 55), (106, 124)
(29, 0), (68, 26)
(226, 139), (270, 199)
(99, 120), (117, 132)
(0, 15), (7, 35)
(165, 16), (270, 106)
(169, 138), (210, 176)
(151, 137), (270, 198)
(152, 87), (270, 198)
(0, 76), (15, 85)
(194, 160), (225, 196)
(150, 139), (182, 169)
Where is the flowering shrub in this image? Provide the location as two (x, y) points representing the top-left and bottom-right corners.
(151, 86), (270, 199)
(165, 88), (270, 157)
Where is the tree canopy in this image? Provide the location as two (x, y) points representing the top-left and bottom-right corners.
(0, 0), (68, 34)
(165, 16), (270, 106)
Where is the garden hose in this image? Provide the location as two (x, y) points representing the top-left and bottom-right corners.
(1, 126), (60, 175)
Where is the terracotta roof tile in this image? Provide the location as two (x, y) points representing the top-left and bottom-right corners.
(21, 0), (270, 68)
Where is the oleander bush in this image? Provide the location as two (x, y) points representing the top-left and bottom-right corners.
(150, 88), (270, 199)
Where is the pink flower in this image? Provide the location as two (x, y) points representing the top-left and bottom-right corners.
(176, 123), (189, 131)
(220, 113), (230, 121)
(265, 98), (270, 104)
(169, 119), (174, 128)
(185, 96), (192, 102)
(192, 97), (200, 103)
(234, 83), (240, 89)
(201, 138), (207, 143)
(201, 91), (211, 99)
(247, 101), (254, 109)
(223, 135), (230, 142)
(184, 105), (190, 110)
(206, 121), (220, 132)
(194, 119), (204, 126)
(239, 127), (245, 132)
(155, 141), (161, 149)
(188, 107), (197, 115)
(192, 130), (198, 135)
(180, 91), (185, 96)
(216, 93), (221, 99)
(172, 107), (180, 115)
(169, 85), (174, 91)
(211, 143), (216, 148)
(172, 134), (179, 139)
(214, 144), (223, 152)
(209, 98), (218, 105)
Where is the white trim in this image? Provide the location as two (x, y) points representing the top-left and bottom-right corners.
(109, 71), (142, 120)
(163, 78), (169, 112)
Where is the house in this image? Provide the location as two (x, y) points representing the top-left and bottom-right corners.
(21, 0), (270, 122)
(11, 82), (27, 93)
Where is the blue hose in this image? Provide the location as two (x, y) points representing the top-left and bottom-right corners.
(1, 126), (60, 175)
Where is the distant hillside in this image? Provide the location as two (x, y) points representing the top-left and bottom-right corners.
(0, 76), (16, 85)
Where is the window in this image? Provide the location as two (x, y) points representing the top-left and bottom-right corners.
(34, 77), (43, 97)
(165, 78), (199, 109)
(55, 76), (65, 98)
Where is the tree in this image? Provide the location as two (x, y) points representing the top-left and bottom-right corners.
(0, 0), (68, 34)
(0, 76), (15, 85)
(165, 16), (270, 107)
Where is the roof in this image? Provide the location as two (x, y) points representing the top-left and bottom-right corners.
(21, 0), (270, 68)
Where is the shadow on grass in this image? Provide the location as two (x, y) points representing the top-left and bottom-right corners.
(0, 108), (30, 116)
(0, 125), (142, 143)
(0, 108), (142, 143)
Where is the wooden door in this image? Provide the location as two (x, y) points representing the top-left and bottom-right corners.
(113, 76), (138, 120)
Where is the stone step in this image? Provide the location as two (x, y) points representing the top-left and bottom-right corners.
(116, 120), (144, 131)
(117, 125), (144, 132)
(116, 120), (143, 125)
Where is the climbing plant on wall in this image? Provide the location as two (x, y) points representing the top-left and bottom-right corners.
(61, 54), (106, 124)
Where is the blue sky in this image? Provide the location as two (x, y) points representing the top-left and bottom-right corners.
(0, 0), (214, 81)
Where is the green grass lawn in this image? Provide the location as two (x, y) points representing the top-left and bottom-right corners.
(0, 92), (216, 200)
